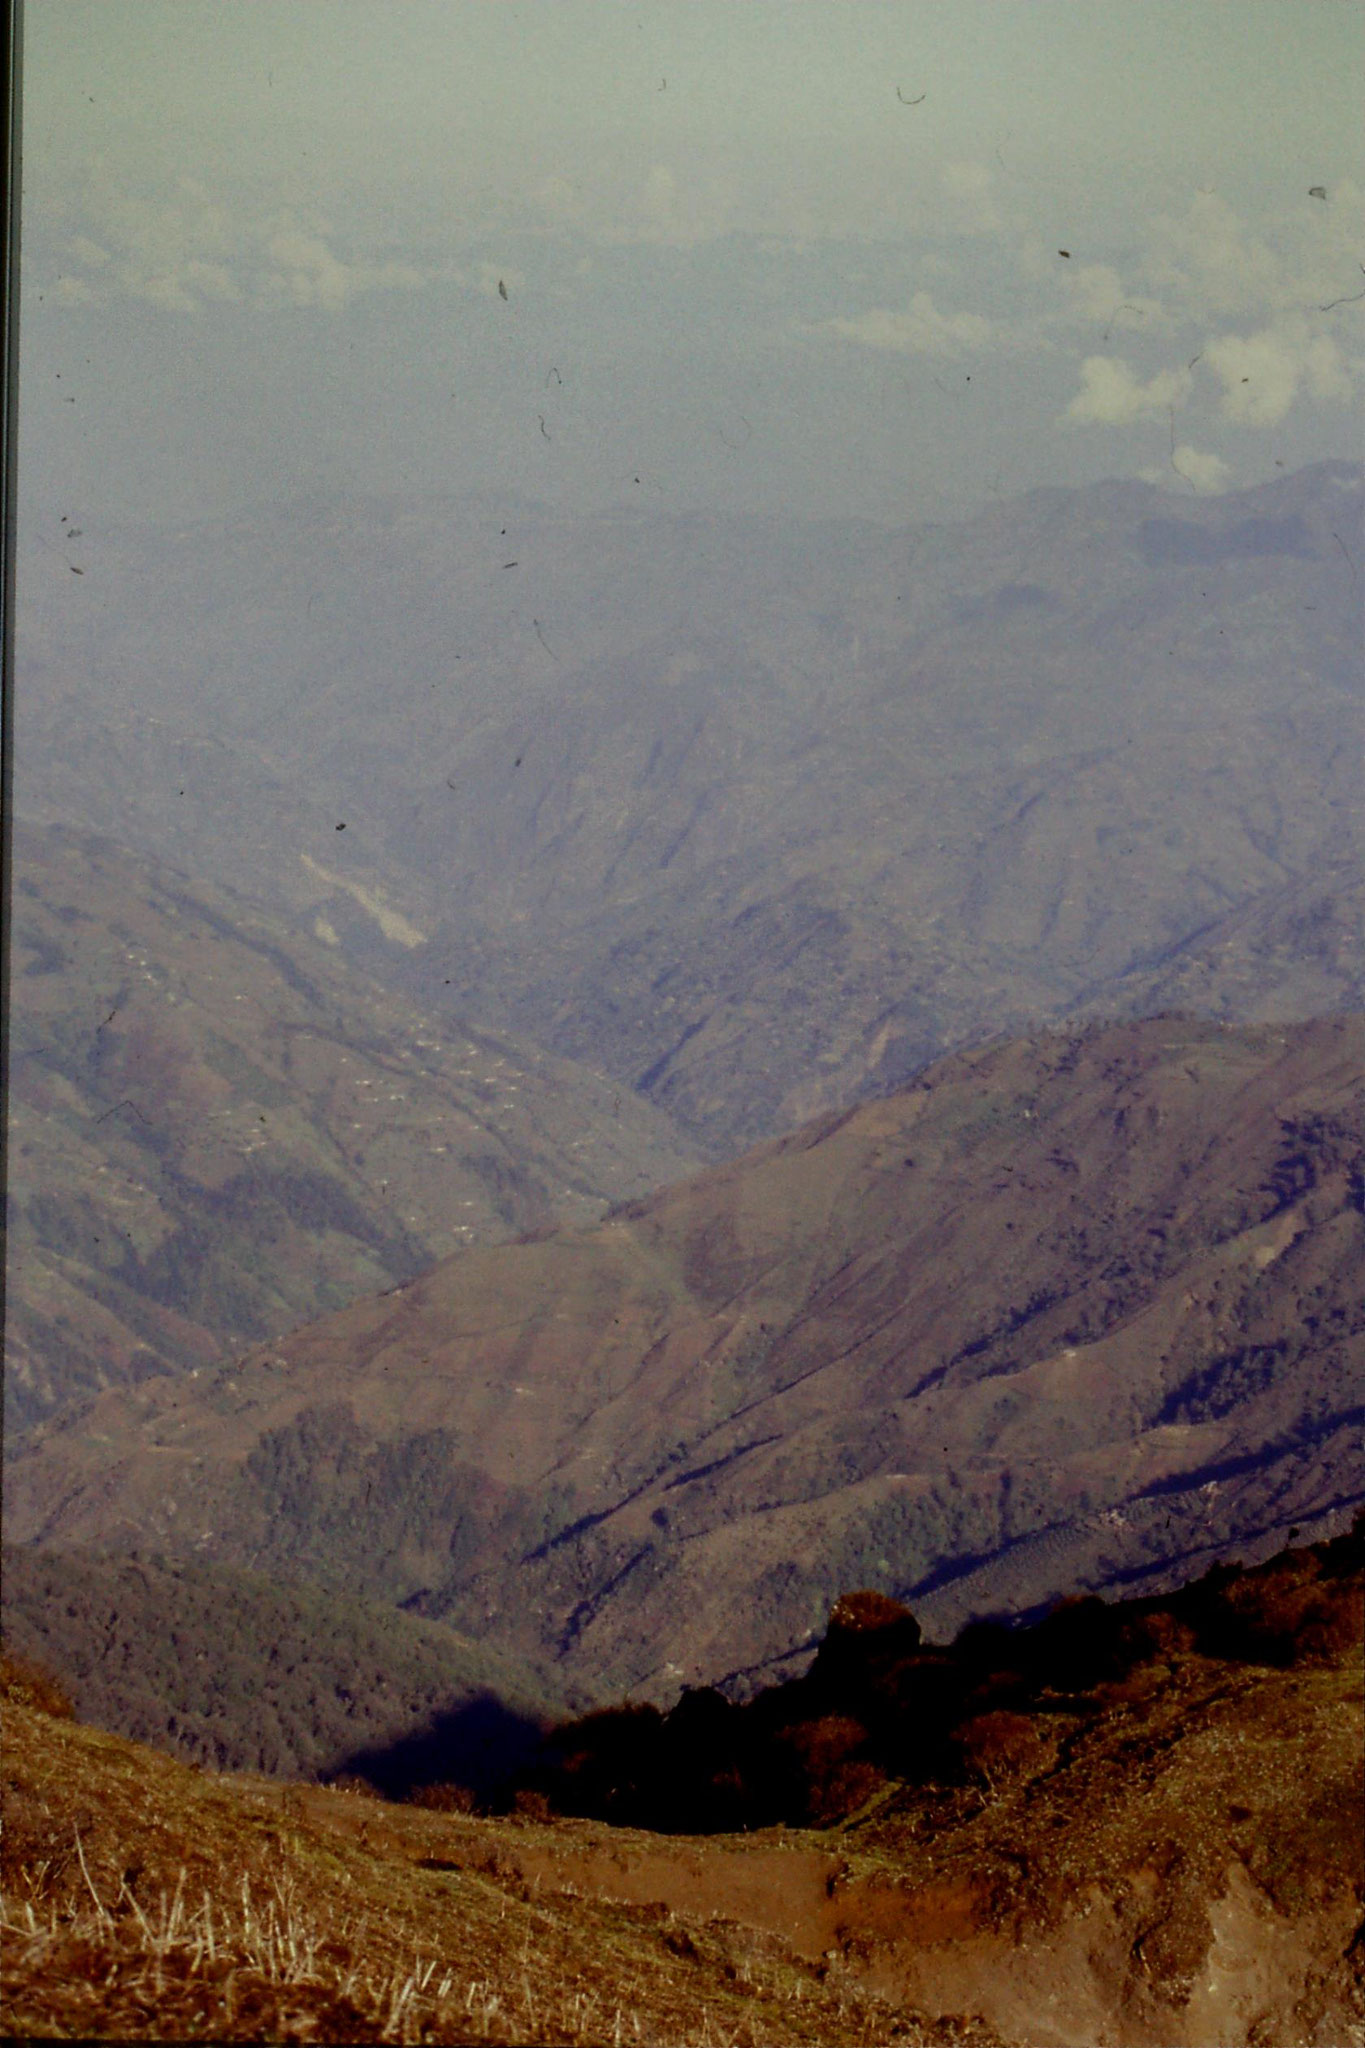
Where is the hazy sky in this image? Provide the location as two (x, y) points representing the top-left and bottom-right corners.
(21, 1), (1365, 529)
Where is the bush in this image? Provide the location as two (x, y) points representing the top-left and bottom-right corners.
(1290, 1582), (1364, 1663)
(535, 1702), (665, 1822)
(952, 1710), (1049, 1790)
(0, 1649), (75, 1721)
(1222, 1573), (1365, 1667)
(774, 1712), (881, 1825)
(1029, 1595), (1127, 1689)
(510, 1787), (553, 1824)
(324, 1771), (381, 1800)
(665, 1685), (735, 1742)
(814, 1592), (922, 1684)
(408, 1781), (476, 1814)
(1114, 1609), (1197, 1667)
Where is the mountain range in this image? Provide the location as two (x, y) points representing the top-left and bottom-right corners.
(7, 451), (1364, 2048)
(5, 819), (697, 1441)
(19, 460), (1363, 1151)
(8, 1013), (1361, 1704)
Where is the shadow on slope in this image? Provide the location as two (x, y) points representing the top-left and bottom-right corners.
(516, 1513), (1365, 1835)
(327, 1692), (549, 1805)
(0, 1543), (576, 1790)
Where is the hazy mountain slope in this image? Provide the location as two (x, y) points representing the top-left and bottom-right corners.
(9, 1015), (1361, 1700)
(0, 1544), (575, 1788)
(415, 465), (1364, 1144)
(19, 464), (1362, 1150)
(5, 821), (699, 1440)
(1091, 860), (1365, 1024)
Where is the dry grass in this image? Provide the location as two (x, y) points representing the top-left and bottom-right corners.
(1, 1865), (751, 2044)
(1, 1691), (970, 2045)
(6, 1632), (1362, 2046)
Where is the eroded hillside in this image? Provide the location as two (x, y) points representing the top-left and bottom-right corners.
(6, 821), (698, 1439)
(8, 1015), (1362, 1701)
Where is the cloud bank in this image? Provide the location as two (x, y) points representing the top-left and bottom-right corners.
(817, 292), (992, 358)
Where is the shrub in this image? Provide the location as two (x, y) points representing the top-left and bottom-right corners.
(952, 1710), (1049, 1791)
(952, 1618), (1018, 1672)
(510, 1787), (553, 1824)
(535, 1701), (665, 1822)
(1029, 1595), (1127, 1689)
(1224, 1574), (1365, 1666)
(815, 1592), (922, 1678)
(0, 1649), (75, 1721)
(958, 1665), (1030, 1717)
(1114, 1609), (1198, 1668)
(408, 1781), (476, 1814)
(773, 1713), (881, 1825)
(1289, 1582), (1364, 1664)
(826, 1590), (921, 1641)
(324, 1771), (381, 1800)
(665, 1685), (735, 1742)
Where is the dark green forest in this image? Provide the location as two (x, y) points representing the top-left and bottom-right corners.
(0, 1544), (578, 1790)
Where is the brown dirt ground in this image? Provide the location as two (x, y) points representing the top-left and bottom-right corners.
(4, 1633), (1361, 2045)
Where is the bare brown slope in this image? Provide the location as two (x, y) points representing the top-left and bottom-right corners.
(504, 1541), (1365, 2048)
(6, 1015), (1363, 1698)
(3, 1672), (980, 2048)
(6, 820), (698, 1441)
(4, 1564), (1360, 2048)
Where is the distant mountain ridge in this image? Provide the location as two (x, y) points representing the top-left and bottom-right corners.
(19, 460), (1362, 1151)
(9, 1013), (1361, 1701)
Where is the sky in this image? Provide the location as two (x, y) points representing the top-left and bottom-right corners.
(19, 0), (1365, 531)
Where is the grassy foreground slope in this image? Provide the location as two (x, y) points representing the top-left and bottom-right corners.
(3, 1526), (1360, 2046)
(0, 1667), (996, 2048)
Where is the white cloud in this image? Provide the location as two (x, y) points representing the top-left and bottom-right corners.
(46, 183), (429, 314)
(256, 226), (422, 311)
(1203, 316), (1356, 426)
(819, 291), (992, 357)
(1146, 191), (1283, 319)
(1144, 184), (1365, 327)
(48, 274), (101, 306)
(1064, 355), (1193, 425)
(137, 273), (200, 315)
(183, 258), (240, 303)
(67, 234), (112, 270)
(592, 161), (728, 247)
(263, 227), (352, 311)
(1140, 445), (1234, 493)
